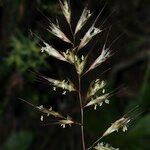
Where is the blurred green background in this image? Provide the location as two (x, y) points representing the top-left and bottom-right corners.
(0, 0), (150, 150)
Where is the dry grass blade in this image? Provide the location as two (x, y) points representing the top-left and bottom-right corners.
(59, 0), (71, 24)
(75, 7), (92, 35)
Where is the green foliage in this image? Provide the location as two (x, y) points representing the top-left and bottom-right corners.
(5, 33), (48, 73)
(41, 1), (60, 14)
(2, 131), (33, 150)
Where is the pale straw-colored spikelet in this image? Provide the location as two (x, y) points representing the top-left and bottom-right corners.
(19, 99), (65, 119)
(75, 7), (92, 34)
(59, 0), (71, 24)
(94, 143), (119, 150)
(41, 42), (68, 62)
(87, 79), (106, 99)
(43, 77), (76, 92)
(87, 45), (112, 72)
(102, 117), (130, 137)
(48, 21), (72, 43)
(37, 105), (64, 119)
(78, 25), (102, 50)
(58, 116), (74, 128)
(84, 93), (111, 110)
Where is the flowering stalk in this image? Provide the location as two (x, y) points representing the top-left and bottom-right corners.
(22, 1), (138, 150)
(78, 74), (86, 150)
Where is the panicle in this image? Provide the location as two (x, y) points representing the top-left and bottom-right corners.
(43, 77), (76, 92)
(102, 116), (131, 138)
(59, 0), (71, 24)
(88, 45), (112, 72)
(87, 79), (106, 99)
(75, 7), (92, 34)
(84, 93), (111, 110)
(41, 42), (67, 62)
(78, 25), (102, 51)
(49, 22), (72, 43)
(94, 143), (119, 150)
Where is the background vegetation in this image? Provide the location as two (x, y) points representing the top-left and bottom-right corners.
(0, 0), (149, 149)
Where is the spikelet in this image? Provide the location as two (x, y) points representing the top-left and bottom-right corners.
(48, 22), (72, 43)
(78, 25), (102, 50)
(87, 79), (106, 99)
(43, 77), (76, 92)
(20, 99), (65, 119)
(59, 0), (71, 24)
(41, 42), (68, 62)
(87, 45), (112, 72)
(37, 105), (64, 119)
(84, 93), (111, 110)
(102, 116), (130, 138)
(58, 116), (74, 128)
(75, 7), (92, 34)
(94, 143), (119, 150)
